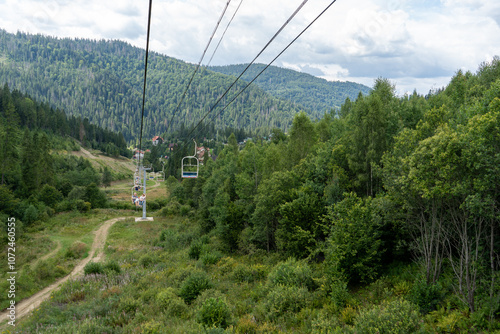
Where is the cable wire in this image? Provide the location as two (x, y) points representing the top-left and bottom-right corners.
(182, 0), (318, 143)
(205, 0), (245, 67)
(164, 0), (232, 136)
(208, 0), (338, 126)
(137, 0), (153, 169)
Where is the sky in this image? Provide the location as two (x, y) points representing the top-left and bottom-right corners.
(1, 0), (500, 95)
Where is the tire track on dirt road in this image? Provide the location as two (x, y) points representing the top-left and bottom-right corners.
(0, 217), (128, 326)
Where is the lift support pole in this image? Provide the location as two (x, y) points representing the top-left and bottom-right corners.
(136, 166), (154, 222)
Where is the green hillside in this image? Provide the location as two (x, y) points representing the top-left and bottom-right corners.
(210, 63), (372, 112)
(0, 29), (321, 142)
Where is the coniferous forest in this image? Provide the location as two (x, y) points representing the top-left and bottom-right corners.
(0, 27), (499, 333)
(0, 29), (371, 143)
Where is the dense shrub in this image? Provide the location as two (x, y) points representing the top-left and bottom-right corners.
(139, 254), (157, 268)
(267, 258), (315, 290)
(65, 241), (88, 259)
(232, 264), (267, 283)
(180, 204), (191, 216)
(38, 184), (63, 208)
(197, 297), (232, 329)
(200, 251), (223, 266)
(104, 260), (121, 274)
(179, 271), (213, 304)
(23, 205), (38, 225)
(409, 279), (444, 314)
(330, 278), (350, 310)
(157, 288), (189, 317)
(264, 285), (309, 320)
(353, 298), (421, 333)
(84, 262), (104, 275)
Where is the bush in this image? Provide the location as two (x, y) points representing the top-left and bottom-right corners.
(84, 262), (104, 275)
(409, 279), (444, 314)
(330, 278), (349, 310)
(180, 204), (191, 216)
(264, 285), (309, 320)
(139, 254), (157, 268)
(232, 264), (267, 283)
(34, 260), (52, 280)
(189, 241), (204, 260)
(23, 205), (38, 225)
(67, 186), (86, 201)
(179, 271), (213, 304)
(200, 251), (223, 266)
(38, 184), (63, 208)
(104, 260), (121, 274)
(157, 287), (188, 317)
(65, 241), (88, 259)
(158, 199), (180, 216)
(267, 258), (315, 290)
(235, 314), (258, 334)
(197, 297), (232, 329)
(158, 229), (182, 251)
(353, 298), (421, 334)
(75, 200), (91, 212)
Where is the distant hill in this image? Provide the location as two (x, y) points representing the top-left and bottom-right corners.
(210, 63), (371, 113)
(0, 29), (318, 142)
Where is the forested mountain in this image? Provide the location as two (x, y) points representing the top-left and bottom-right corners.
(0, 29), (321, 143)
(210, 63), (372, 112)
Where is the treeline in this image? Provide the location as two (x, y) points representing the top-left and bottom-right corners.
(0, 29), (310, 142)
(0, 83), (130, 157)
(0, 84), (127, 235)
(210, 63), (372, 112)
(165, 58), (500, 322)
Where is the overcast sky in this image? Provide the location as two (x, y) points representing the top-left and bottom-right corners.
(1, 0), (500, 95)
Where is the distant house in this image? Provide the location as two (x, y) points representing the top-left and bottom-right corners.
(196, 146), (209, 165)
(152, 136), (164, 146)
(168, 143), (177, 151)
(133, 150), (144, 159)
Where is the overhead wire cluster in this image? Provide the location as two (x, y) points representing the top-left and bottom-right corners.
(179, 0), (339, 152)
(135, 0), (339, 165)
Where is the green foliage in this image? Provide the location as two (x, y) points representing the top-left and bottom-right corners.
(263, 285), (309, 320)
(65, 241), (88, 259)
(353, 298), (421, 334)
(179, 271), (213, 304)
(138, 254), (157, 268)
(409, 280), (444, 314)
(157, 287), (189, 317)
(84, 182), (107, 208)
(103, 260), (121, 274)
(37, 184), (63, 208)
(267, 258), (316, 291)
(189, 238), (207, 260)
(197, 297), (232, 329)
(232, 264), (267, 283)
(325, 193), (383, 284)
(200, 251), (223, 266)
(84, 262), (104, 275)
(23, 204), (38, 225)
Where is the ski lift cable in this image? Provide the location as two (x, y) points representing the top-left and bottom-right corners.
(164, 0), (233, 136)
(208, 0), (339, 125)
(179, 0), (310, 145)
(137, 0), (153, 170)
(205, 0), (245, 68)
(182, 0), (336, 148)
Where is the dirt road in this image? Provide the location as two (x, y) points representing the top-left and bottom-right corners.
(0, 217), (128, 326)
